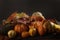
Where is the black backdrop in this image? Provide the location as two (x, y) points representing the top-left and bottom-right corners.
(0, 0), (60, 21)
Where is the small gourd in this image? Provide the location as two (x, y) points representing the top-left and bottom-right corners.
(29, 28), (36, 36)
(8, 30), (16, 38)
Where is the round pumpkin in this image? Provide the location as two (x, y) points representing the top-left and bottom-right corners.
(21, 31), (29, 38)
(8, 30), (16, 38)
(14, 24), (28, 34)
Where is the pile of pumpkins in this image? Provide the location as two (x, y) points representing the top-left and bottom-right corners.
(0, 12), (60, 39)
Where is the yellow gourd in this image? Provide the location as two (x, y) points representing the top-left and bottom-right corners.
(8, 30), (16, 38)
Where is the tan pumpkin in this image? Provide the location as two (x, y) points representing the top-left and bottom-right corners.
(14, 24), (28, 34)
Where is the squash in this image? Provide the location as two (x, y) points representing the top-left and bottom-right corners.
(31, 12), (45, 21)
(36, 21), (45, 36)
(6, 12), (17, 24)
(19, 12), (29, 18)
(8, 30), (16, 38)
(14, 24), (28, 34)
(29, 28), (36, 36)
(29, 21), (38, 29)
(21, 31), (29, 38)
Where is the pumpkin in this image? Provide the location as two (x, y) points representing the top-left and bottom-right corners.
(30, 21), (38, 29)
(36, 21), (45, 36)
(8, 30), (16, 38)
(31, 12), (45, 21)
(21, 31), (29, 38)
(19, 12), (29, 18)
(14, 24), (28, 34)
(7, 12), (17, 23)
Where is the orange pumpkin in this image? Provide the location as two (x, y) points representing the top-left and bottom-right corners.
(31, 15), (44, 21)
(30, 21), (38, 29)
(14, 24), (28, 34)
(6, 12), (17, 23)
(36, 21), (45, 36)
(21, 31), (30, 38)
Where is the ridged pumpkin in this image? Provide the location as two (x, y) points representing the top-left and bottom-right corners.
(14, 24), (28, 34)
(36, 21), (45, 36)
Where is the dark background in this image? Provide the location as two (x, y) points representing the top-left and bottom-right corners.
(0, 0), (60, 21)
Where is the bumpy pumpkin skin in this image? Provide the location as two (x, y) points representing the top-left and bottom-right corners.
(14, 24), (28, 34)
